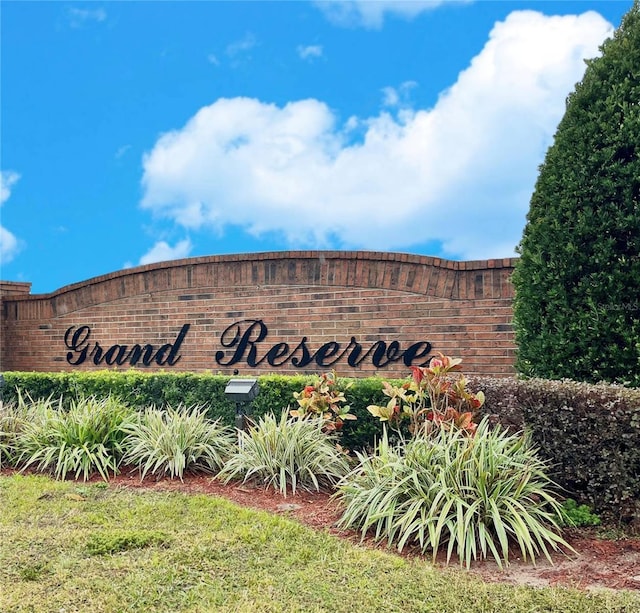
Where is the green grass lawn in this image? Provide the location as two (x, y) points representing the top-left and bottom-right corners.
(1, 474), (638, 613)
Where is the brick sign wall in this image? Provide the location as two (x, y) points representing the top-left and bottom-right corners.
(0, 251), (517, 377)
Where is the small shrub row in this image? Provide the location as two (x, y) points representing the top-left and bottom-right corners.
(1, 395), (234, 481)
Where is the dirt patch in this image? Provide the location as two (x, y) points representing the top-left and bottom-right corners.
(85, 470), (640, 593)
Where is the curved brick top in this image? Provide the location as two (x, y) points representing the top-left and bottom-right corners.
(2, 250), (517, 317)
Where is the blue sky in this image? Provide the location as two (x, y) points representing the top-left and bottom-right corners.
(0, 1), (633, 294)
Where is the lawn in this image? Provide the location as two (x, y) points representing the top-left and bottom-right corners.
(1, 474), (639, 612)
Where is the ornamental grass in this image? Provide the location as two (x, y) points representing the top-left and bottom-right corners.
(122, 405), (235, 480)
(0, 400), (29, 469)
(218, 410), (351, 496)
(336, 418), (571, 568)
(15, 395), (132, 481)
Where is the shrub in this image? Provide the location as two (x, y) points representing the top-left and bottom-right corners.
(367, 354), (484, 438)
(511, 377), (640, 526)
(218, 411), (351, 496)
(290, 370), (356, 433)
(512, 1), (640, 386)
(469, 376), (527, 432)
(122, 405), (235, 480)
(252, 374), (309, 415)
(336, 418), (569, 568)
(459, 376), (640, 527)
(465, 376), (640, 527)
(16, 395), (133, 481)
(559, 499), (601, 528)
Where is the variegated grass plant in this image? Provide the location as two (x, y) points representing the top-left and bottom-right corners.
(16, 395), (133, 481)
(336, 418), (571, 568)
(0, 400), (30, 469)
(122, 405), (234, 480)
(218, 411), (351, 496)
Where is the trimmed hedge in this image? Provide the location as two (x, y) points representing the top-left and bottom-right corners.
(3, 371), (640, 525)
(0, 371), (393, 452)
(520, 379), (640, 527)
(471, 376), (640, 526)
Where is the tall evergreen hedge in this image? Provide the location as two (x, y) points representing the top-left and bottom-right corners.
(512, 1), (640, 386)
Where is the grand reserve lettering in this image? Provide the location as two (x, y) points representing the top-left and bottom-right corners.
(63, 319), (433, 369)
(215, 319), (432, 368)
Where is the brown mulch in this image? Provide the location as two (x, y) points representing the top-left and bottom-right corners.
(85, 470), (640, 593)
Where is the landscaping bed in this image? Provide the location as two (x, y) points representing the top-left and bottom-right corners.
(3, 361), (640, 600)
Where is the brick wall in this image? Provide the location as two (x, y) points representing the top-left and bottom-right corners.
(0, 251), (518, 377)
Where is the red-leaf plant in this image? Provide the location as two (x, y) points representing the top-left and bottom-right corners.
(367, 353), (485, 438)
(290, 370), (356, 434)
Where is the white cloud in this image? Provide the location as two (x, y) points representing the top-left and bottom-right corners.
(382, 81), (417, 107)
(138, 239), (193, 266)
(0, 170), (22, 264)
(298, 44), (324, 61)
(222, 32), (259, 68)
(381, 87), (399, 107)
(207, 53), (220, 66)
(67, 7), (107, 28)
(315, 0), (464, 29)
(140, 11), (613, 261)
(115, 144), (131, 159)
(226, 32), (257, 57)
(0, 226), (19, 264)
(0, 171), (19, 205)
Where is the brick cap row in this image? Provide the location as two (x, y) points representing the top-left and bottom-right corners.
(1, 250), (519, 300)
